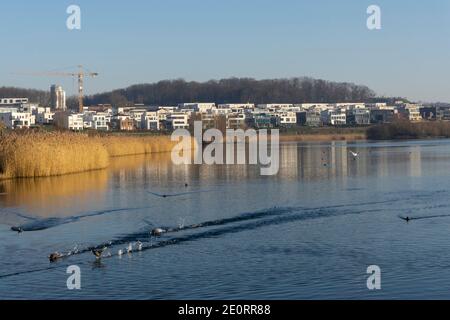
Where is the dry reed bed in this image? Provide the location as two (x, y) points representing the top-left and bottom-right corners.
(0, 132), (179, 180)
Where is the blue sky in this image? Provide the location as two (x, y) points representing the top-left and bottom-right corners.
(1, 0), (450, 102)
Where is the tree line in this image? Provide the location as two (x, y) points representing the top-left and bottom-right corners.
(84, 78), (376, 107)
(0, 87), (50, 106)
(2, 77), (399, 109)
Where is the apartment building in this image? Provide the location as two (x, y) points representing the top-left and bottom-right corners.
(166, 112), (189, 130)
(278, 111), (297, 127)
(0, 111), (35, 129)
(321, 109), (347, 126)
(178, 103), (216, 113)
(54, 112), (84, 131)
(227, 113), (246, 129)
(142, 111), (160, 131)
(0, 98), (28, 106)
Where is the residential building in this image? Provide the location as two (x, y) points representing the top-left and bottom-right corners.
(54, 112), (84, 131)
(36, 110), (55, 125)
(50, 85), (66, 111)
(227, 113), (246, 129)
(352, 109), (371, 125)
(142, 111), (160, 131)
(0, 98), (28, 106)
(166, 112), (189, 130)
(398, 104), (422, 121)
(247, 113), (279, 129)
(257, 104), (293, 112)
(278, 111), (297, 127)
(436, 107), (450, 121)
(0, 111), (34, 129)
(321, 109), (347, 126)
(305, 111), (322, 127)
(129, 109), (148, 129)
(370, 108), (397, 124)
(178, 103), (215, 113)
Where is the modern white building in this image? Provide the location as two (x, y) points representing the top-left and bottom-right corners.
(142, 111), (160, 131)
(0, 111), (35, 129)
(178, 103), (216, 113)
(353, 108), (371, 125)
(20, 103), (39, 114)
(321, 109), (347, 126)
(85, 112), (109, 130)
(54, 112), (84, 131)
(0, 98), (28, 106)
(257, 104), (293, 112)
(218, 104), (254, 113)
(129, 109), (148, 129)
(227, 113), (246, 129)
(35, 107), (55, 125)
(167, 112), (189, 130)
(278, 111), (297, 126)
(212, 106), (233, 115)
(399, 103), (422, 122)
(301, 103), (332, 112)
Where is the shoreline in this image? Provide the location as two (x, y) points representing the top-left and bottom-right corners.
(279, 133), (366, 142)
(0, 132), (180, 180)
(2, 123), (449, 180)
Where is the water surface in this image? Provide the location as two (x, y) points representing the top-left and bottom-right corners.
(1, 140), (450, 299)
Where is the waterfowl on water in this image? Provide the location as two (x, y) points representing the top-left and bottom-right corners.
(151, 228), (166, 237)
(136, 241), (143, 251)
(49, 252), (63, 263)
(11, 227), (23, 234)
(127, 243), (133, 254)
(92, 247), (107, 259)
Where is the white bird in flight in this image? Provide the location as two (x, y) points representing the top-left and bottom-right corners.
(349, 151), (359, 158)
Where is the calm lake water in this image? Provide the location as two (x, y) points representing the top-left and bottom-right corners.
(2, 139), (450, 300)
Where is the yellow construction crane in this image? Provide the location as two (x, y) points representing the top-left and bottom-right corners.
(14, 65), (98, 113)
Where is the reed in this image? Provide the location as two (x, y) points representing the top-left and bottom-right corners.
(100, 135), (178, 157)
(0, 131), (109, 179)
(0, 131), (180, 180)
(367, 120), (450, 140)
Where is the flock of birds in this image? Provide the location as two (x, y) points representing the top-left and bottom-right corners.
(5, 151), (416, 264)
(48, 227), (168, 262)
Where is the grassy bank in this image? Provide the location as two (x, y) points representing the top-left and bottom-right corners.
(367, 121), (450, 140)
(0, 131), (178, 180)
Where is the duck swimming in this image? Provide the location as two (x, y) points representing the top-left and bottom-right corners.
(11, 227), (23, 234)
(151, 228), (166, 237)
(49, 252), (63, 263)
(92, 247), (107, 259)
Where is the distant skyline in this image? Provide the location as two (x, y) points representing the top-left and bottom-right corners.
(1, 0), (450, 102)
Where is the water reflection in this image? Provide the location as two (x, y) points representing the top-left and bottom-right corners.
(0, 170), (108, 217)
(0, 141), (433, 220)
